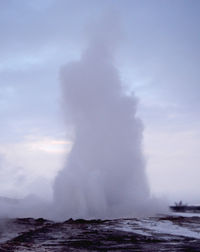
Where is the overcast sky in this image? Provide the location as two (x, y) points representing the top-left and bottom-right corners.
(0, 0), (200, 204)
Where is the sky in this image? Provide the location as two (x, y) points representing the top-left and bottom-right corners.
(0, 0), (200, 205)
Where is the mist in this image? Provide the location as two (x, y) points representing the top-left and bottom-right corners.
(53, 23), (152, 220)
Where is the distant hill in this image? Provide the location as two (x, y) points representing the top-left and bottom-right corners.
(0, 196), (20, 204)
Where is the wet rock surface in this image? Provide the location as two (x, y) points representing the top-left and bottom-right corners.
(0, 215), (200, 251)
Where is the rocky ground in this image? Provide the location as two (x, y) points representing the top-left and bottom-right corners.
(0, 213), (200, 251)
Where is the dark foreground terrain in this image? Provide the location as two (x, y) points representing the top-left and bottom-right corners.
(0, 213), (200, 251)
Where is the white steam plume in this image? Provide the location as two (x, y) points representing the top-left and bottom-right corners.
(53, 22), (151, 220)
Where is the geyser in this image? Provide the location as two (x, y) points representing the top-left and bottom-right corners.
(53, 33), (150, 220)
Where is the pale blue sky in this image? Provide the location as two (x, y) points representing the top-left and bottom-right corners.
(0, 0), (200, 203)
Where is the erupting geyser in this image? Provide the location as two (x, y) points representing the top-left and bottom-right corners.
(53, 31), (150, 220)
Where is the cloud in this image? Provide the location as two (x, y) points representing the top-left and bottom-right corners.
(0, 0), (199, 207)
(145, 127), (200, 203)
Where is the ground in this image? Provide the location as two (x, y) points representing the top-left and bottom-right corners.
(1, 213), (200, 251)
